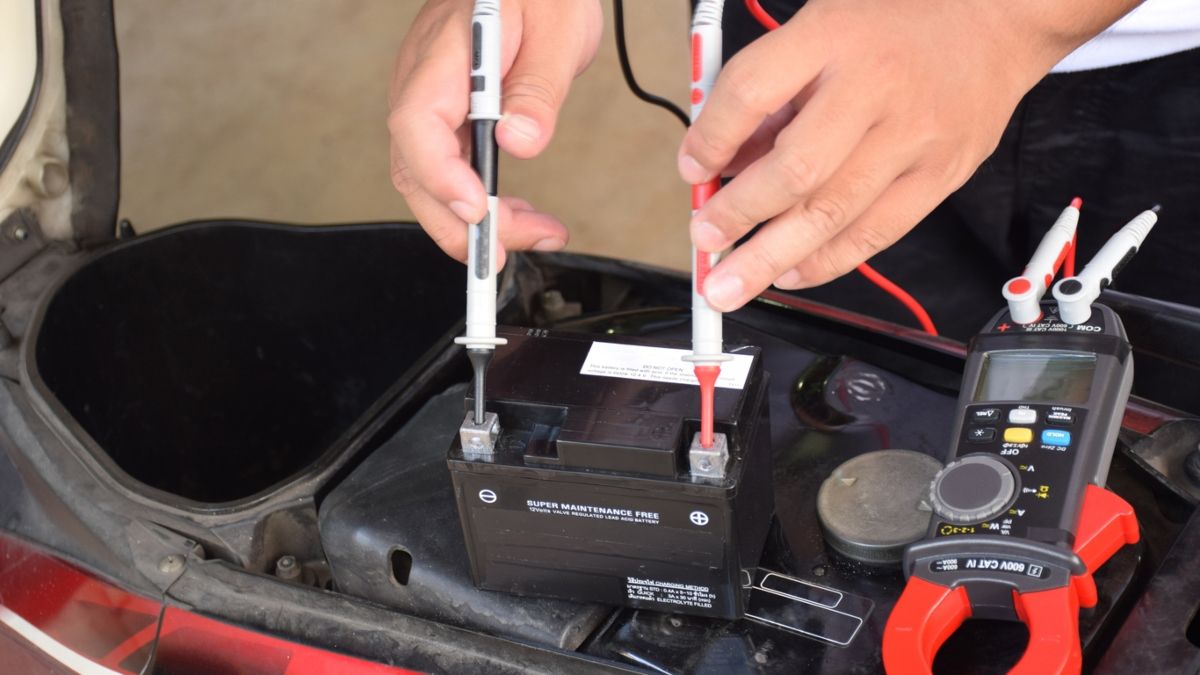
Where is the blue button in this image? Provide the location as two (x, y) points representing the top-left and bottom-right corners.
(1041, 429), (1071, 447)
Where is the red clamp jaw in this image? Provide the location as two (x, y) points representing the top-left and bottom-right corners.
(883, 485), (1139, 674)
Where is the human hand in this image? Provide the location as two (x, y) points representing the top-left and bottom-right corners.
(679, 0), (1142, 311)
(389, 0), (602, 268)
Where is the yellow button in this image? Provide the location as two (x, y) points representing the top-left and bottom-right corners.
(1004, 427), (1033, 444)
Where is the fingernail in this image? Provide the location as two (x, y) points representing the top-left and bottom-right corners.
(449, 200), (479, 223)
(532, 237), (566, 252)
(678, 154), (709, 184)
(692, 220), (727, 251)
(774, 269), (804, 289)
(704, 272), (744, 312)
(501, 114), (540, 142)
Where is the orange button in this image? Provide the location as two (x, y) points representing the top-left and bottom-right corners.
(1004, 427), (1033, 444)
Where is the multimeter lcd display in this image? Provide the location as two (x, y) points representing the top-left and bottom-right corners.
(973, 350), (1097, 404)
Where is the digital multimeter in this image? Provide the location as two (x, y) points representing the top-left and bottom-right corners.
(883, 301), (1142, 674)
(883, 203), (1153, 673)
(918, 302), (1131, 588)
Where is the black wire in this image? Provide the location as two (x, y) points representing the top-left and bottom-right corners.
(613, 0), (691, 128)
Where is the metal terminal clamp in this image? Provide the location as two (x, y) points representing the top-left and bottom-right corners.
(689, 431), (729, 482)
(460, 411), (501, 459)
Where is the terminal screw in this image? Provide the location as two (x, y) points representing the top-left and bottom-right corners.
(459, 411), (501, 457)
(689, 432), (729, 483)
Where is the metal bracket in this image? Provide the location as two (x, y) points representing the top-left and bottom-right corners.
(460, 411), (501, 458)
(689, 432), (729, 482)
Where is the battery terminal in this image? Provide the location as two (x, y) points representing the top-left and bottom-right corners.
(690, 431), (729, 482)
(460, 411), (500, 458)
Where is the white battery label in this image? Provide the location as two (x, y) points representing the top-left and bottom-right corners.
(580, 342), (753, 390)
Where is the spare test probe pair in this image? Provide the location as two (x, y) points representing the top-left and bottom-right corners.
(1002, 198), (1159, 326)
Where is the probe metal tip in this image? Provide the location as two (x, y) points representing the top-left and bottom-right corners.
(1151, 204), (1162, 213)
(467, 348), (493, 424)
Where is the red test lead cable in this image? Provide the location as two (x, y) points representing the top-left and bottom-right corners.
(1064, 197), (1080, 278)
(857, 262), (938, 336)
(744, 0), (938, 336)
(746, 0), (780, 29)
(686, 0), (731, 450)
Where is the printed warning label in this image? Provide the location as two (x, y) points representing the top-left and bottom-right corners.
(526, 500), (660, 525)
(930, 557), (1049, 579)
(579, 342), (753, 389)
(627, 577), (716, 610)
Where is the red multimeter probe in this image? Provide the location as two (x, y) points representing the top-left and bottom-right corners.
(883, 203), (1159, 674)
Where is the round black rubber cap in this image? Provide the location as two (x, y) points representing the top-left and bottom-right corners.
(817, 449), (943, 566)
(939, 463), (1002, 510)
(1058, 278), (1084, 295)
(929, 455), (1018, 524)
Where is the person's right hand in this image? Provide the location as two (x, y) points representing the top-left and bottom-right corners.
(389, 0), (602, 269)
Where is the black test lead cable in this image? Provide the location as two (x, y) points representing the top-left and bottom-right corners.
(613, 0), (691, 128)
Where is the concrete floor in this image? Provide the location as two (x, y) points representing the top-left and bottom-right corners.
(115, 1), (692, 270)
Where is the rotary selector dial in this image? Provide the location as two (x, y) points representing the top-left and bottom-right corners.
(929, 455), (1018, 524)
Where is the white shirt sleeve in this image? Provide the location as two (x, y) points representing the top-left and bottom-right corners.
(1052, 0), (1200, 73)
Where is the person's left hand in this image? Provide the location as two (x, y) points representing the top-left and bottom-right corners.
(678, 0), (1140, 312)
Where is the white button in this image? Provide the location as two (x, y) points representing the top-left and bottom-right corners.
(1008, 408), (1037, 424)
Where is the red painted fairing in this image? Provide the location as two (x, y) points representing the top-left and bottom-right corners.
(0, 533), (422, 674)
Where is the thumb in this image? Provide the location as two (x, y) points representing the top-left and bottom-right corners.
(496, 4), (599, 159)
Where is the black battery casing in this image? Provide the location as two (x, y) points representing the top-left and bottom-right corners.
(447, 327), (773, 619)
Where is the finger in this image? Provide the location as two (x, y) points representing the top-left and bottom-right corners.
(389, 1), (471, 108)
(393, 128), (567, 257)
(488, 197), (571, 271)
(690, 84), (878, 252)
(399, 183), (567, 271)
(498, 196), (569, 254)
(677, 18), (825, 184)
(701, 127), (915, 311)
(720, 74), (825, 177)
(390, 137), (470, 259)
(496, 1), (601, 159)
(388, 25), (487, 223)
(402, 181), (471, 262)
(778, 170), (948, 288)
(722, 103), (797, 177)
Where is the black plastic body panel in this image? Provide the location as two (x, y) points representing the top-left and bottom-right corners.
(20, 222), (469, 571)
(30, 222), (463, 505)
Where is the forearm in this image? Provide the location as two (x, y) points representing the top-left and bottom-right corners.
(982, 0), (1146, 85)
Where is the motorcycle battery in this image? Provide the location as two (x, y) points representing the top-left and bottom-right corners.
(447, 327), (773, 620)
